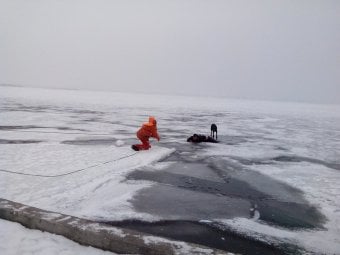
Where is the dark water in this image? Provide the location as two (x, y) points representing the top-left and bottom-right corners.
(114, 138), (326, 254)
(105, 220), (302, 255)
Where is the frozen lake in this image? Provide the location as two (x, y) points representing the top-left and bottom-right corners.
(1, 86), (340, 254)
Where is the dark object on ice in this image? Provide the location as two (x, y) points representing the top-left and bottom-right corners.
(211, 124), (217, 139)
(187, 134), (218, 143)
(131, 144), (140, 151)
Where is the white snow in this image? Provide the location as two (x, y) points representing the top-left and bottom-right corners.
(1, 86), (340, 254)
(115, 140), (125, 147)
(0, 219), (116, 255)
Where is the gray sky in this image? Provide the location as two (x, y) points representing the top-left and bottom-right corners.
(1, 0), (339, 104)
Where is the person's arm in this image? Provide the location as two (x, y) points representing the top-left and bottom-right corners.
(151, 126), (160, 141)
(155, 131), (160, 141)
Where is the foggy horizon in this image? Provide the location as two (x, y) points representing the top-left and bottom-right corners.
(2, 82), (340, 106)
(1, 0), (339, 105)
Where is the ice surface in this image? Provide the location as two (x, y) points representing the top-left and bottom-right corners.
(1, 144), (174, 220)
(1, 86), (340, 254)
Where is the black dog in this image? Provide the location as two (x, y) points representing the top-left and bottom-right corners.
(211, 124), (217, 139)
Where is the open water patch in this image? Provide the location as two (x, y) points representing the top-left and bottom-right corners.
(127, 169), (325, 229)
(127, 146), (326, 230)
(104, 220), (303, 255)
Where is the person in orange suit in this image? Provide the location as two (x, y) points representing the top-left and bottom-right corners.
(133, 116), (160, 151)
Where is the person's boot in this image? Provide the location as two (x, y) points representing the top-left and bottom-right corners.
(131, 144), (139, 151)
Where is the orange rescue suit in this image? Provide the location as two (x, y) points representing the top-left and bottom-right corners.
(136, 116), (160, 150)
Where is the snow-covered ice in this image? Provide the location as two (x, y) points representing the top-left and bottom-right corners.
(0, 219), (115, 255)
(1, 86), (340, 254)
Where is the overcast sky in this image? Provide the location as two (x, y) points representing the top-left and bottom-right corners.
(1, 0), (339, 104)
